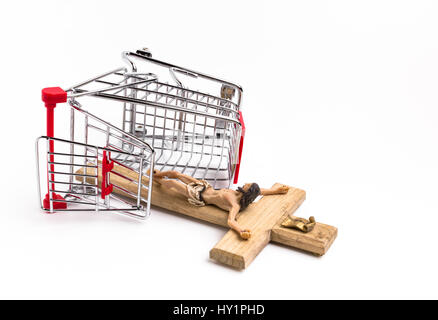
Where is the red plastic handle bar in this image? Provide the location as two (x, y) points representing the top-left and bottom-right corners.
(101, 151), (114, 199)
(233, 111), (245, 185)
(41, 87), (67, 210)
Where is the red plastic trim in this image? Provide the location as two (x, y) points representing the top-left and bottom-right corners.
(101, 151), (114, 199)
(43, 194), (67, 210)
(42, 87), (68, 211)
(233, 111), (245, 184)
(42, 87), (67, 107)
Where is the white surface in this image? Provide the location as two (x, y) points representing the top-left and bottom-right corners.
(1, 0), (438, 299)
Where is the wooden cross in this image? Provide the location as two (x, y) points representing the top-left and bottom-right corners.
(152, 182), (337, 269)
(78, 165), (338, 270)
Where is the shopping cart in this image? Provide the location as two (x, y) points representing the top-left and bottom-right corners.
(36, 48), (245, 218)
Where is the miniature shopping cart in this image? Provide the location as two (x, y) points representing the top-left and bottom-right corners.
(36, 48), (245, 218)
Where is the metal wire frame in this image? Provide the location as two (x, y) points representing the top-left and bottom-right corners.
(65, 67), (158, 99)
(65, 51), (244, 188)
(127, 96), (242, 187)
(66, 86), (242, 188)
(36, 80), (156, 218)
(37, 48), (244, 218)
(36, 136), (154, 219)
(36, 53), (242, 218)
(122, 51), (243, 107)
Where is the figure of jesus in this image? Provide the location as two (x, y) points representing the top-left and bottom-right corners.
(151, 170), (289, 239)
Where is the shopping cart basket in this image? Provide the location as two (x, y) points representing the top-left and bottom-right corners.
(36, 48), (245, 218)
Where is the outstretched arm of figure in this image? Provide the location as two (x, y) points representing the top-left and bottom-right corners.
(153, 170), (200, 185)
(227, 203), (251, 240)
(260, 184), (289, 196)
(174, 172), (201, 185)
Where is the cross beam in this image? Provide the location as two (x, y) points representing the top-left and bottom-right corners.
(77, 165), (337, 269)
(209, 185), (337, 269)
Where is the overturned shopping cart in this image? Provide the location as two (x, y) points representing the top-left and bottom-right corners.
(36, 48), (245, 218)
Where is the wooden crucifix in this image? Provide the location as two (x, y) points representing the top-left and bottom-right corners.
(77, 164), (338, 270)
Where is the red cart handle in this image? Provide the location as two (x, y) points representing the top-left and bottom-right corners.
(42, 87), (67, 210)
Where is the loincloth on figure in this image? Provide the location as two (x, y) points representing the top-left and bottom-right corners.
(187, 180), (211, 206)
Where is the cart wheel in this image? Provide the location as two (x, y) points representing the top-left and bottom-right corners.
(220, 85), (235, 100)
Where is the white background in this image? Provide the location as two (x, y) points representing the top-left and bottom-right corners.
(1, 0), (437, 299)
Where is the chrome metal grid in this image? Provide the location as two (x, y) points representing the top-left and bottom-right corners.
(37, 48), (243, 218)
(67, 50), (244, 188)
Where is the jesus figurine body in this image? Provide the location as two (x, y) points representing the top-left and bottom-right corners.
(151, 170), (289, 239)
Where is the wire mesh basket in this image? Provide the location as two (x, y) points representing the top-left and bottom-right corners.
(36, 48), (245, 218)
